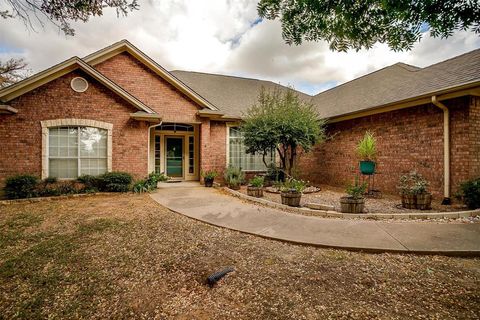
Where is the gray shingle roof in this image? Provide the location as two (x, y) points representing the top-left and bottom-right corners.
(170, 71), (312, 118)
(171, 49), (480, 119)
(313, 49), (480, 118)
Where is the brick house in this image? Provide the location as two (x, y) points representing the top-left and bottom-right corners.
(0, 40), (479, 201)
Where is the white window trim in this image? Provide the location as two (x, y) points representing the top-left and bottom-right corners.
(226, 123), (275, 172)
(41, 119), (113, 179)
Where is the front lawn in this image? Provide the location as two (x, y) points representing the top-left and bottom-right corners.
(0, 194), (479, 319)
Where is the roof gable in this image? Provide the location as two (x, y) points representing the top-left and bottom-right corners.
(83, 40), (219, 111)
(0, 57), (155, 114)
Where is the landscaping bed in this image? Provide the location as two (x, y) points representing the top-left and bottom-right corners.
(0, 194), (479, 319)
(238, 184), (468, 214)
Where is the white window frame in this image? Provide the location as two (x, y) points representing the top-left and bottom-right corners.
(226, 123), (275, 172)
(41, 119), (113, 179)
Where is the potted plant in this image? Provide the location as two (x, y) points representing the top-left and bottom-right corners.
(224, 166), (245, 190)
(201, 170), (218, 187)
(340, 177), (367, 213)
(280, 178), (306, 207)
(411, 172), (432, 210)
(397, 171), (432, 210)
(357, 131), (377, 175)
(247, 176), (264, 197)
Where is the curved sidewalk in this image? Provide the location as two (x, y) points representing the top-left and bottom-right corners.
(150, 184), (480, 256)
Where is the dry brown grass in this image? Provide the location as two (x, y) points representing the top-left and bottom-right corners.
(0, 194), (479, 319)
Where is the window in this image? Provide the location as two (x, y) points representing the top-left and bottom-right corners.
(156, 123), (194, 132)
(48, 126), (107, 178)
(228, 126), (275, 171)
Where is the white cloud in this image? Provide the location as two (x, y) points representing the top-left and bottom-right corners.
(0, 0), (479, 95)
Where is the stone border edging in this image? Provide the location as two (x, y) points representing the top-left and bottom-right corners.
(223, 187), (480, 220)
(0, 192), (113, 205)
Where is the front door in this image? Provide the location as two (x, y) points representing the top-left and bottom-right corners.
(166, 137), (183, 178)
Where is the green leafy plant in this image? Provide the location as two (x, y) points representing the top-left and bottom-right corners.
(4, 174), (39, 199)
(201, 170), (218, 180)
(346, 177), (367, 200)
(133, 179), (149, 194)
(280, 178), (306, 193)
(99, 172), (132, 192)
(242, 88), (326, 175)
(265, 163), (285, 183)
(357, 131), (376, 161)
(43, 176), (58, 184)
(77, 174), (100, 192)
(397, 171), (429, 195)
(224, 166), (245, 189)
(133, 172), (169, 193)
(460, 177), (480, 209)
(249, 176), (264, 188)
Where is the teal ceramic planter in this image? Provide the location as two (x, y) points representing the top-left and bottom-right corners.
(359, 161), (376, 175)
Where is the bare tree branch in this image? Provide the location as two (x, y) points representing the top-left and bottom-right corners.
(0, 58), (30, 88)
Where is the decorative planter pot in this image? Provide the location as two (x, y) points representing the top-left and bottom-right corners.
(281, 191), (302, 207)
(204, 178), (214, 187)
(401, 194), (416, 209)
(229, 184), (241, 190)
(247, 186), (263, 198)
(359, 160), (376, 175)
(416, 193), (432, 210)
(340, 196), (365, 213)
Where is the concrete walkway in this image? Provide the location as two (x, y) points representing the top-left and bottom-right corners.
(150, 183), (480, 256)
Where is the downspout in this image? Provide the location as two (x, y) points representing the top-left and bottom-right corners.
(431, 96), (451, 205)
(147, 121), (163, 174)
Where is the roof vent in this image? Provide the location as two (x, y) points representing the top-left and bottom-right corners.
(71, 77), (89, 93)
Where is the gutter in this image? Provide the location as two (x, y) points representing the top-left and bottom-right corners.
(147, 121), (163, 174)
(431, 95), (451, 205)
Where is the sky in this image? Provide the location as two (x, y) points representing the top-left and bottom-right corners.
(1, 0), (479, 95)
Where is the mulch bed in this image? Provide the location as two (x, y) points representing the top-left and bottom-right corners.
(0, 194), (479, 319)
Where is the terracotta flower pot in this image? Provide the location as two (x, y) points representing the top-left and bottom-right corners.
(281, 191), (301, 207)
(247, 186), (263, 198)
(340, 196), (365, 213)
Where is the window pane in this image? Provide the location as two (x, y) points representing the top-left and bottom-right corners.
(49, 159), (78, 179)
(80, 158), (107, 176)
(80, 127), (107, 157)
(228, 127), (274, 171)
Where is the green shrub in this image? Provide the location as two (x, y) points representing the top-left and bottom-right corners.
(77, 175), (100, 191)
(224, 166), (245, 188)
(44, 177), (58, 184)
(133, 180), (149, 193)
(460, 177), (480, 209)
(280, 178), (306, 193)
(357, 131), (376, 161)
(266, 164), (285, 182)
(99, 172), (132, 192)
(133, 173), (168, 193)
(201, 170), (218, 180)
(4, 174), (39, 199)
(346, 177), (367, 199)
(397, 171), (429, 195)
(249, 176), (264, 188)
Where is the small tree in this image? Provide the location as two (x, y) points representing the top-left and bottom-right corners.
(242, 88), (326, 176)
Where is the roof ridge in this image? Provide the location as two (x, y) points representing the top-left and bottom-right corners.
(171, 70), (278, 84)
(314, 63), (411, 97)
(172, 70), (312, 96)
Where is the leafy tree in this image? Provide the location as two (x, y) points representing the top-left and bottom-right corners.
(257, 0), (480, 51)
(0, 58), (29, 87)
(1, 0), (139, 36)
(241, 88), (326, 176)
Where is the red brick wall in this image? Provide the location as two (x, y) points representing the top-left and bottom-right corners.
(199, 120), (227, 183)
(470, 96), (480, 180)
(94, 52), (201, 123)
(0, 70), (149, 186)
(297, 97), (474, 197)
